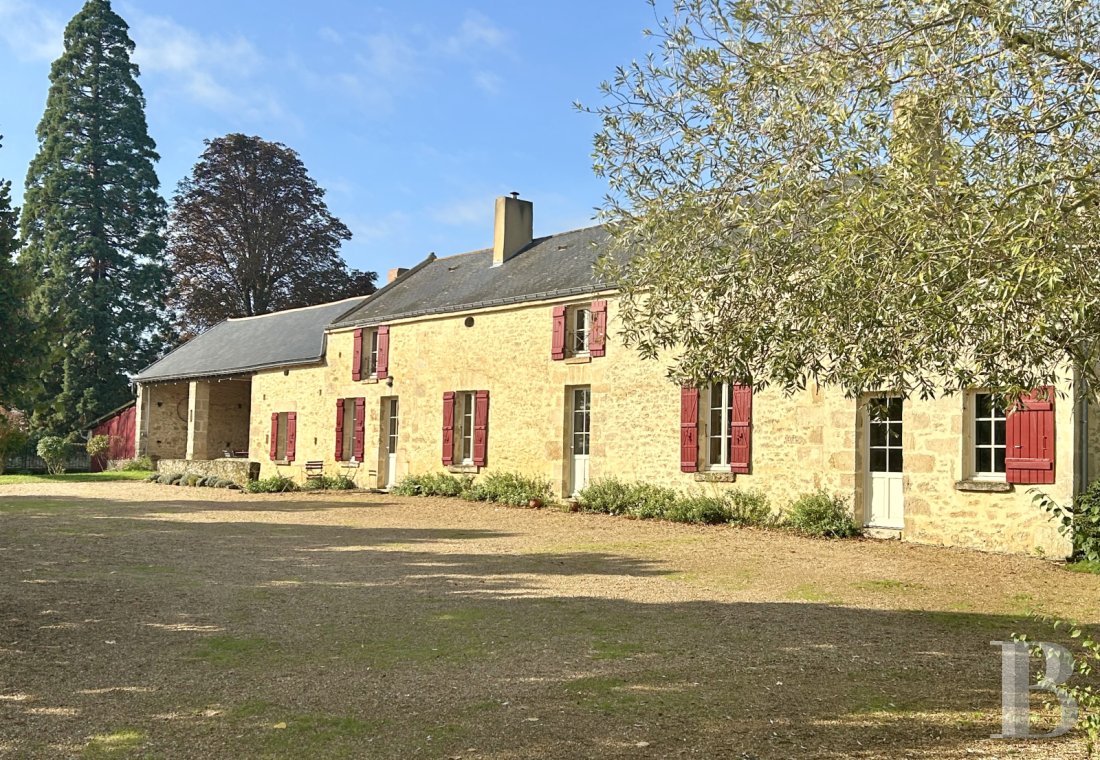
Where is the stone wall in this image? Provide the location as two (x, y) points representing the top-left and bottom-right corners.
(206, 379), (252, 455)
(156, 458), (258, 485)
(246, 296), (1075, 556)
(140, 381), (189, 460)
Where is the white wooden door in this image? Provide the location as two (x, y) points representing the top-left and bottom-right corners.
(384, 398), (399, 489)
(866, 396), (904, 528)
(570, 387), (591, 496)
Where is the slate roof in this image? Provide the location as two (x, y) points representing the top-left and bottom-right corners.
(332, 225), (620, 327)
(133, 296), (367, 383)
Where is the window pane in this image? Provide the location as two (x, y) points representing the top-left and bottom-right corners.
(976, 393), (993, 418)
(976, 448), (992, 473)
(887, 397), (902, 419)
(869, 422), (887, 447)
(870, 448), (887, 472)
(975, 420), (991, 446)
(888, 449), (903, 473)
(994, 448), (1006, 473)
(710, 406), (723, 436)
(888, 423), (902, 443)
(709, 436), (723, 466)
(868, 398), (888, 422)
(994, 420), (1006, 445)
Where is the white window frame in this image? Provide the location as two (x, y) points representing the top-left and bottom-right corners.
(340, 399), (357, 462)
(454, 391), (475, 465)
(568, 306), (591, 356)
(361, 329), (379, 378)
(704, 383), (733, 472)
(970, 391), (1007, 481)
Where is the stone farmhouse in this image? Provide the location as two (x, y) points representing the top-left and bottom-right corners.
(132, 195), (1100, 557)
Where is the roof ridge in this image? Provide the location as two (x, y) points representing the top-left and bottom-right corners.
(427, 223), (606, 264)
(226, 294), (367, 322)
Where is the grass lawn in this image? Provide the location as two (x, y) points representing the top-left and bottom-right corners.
(0, 480), (1097, 759)
(0, 470), (153, 485)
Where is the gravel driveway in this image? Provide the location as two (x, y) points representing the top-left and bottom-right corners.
(1, 481), (1096, 758)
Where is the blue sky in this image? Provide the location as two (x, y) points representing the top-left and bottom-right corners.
(0, 1), (657, 277)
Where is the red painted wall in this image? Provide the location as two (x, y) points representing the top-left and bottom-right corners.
(90, 405), (136, 472)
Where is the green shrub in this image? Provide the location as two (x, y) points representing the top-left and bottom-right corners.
(784, 490), (860, 538)
(1033, 480), (1100, 562)
(392, 472), (468, 497)
(145, 473), (159, 482)
(327, 474), (356, 490)
(726, 488), (776, 526)
(36, 436), (71, 475)
(664, 493), (733, 524)
(184, 474), (202, 487)
(0, 407), (29, 476)
(245, 475), (299, 494)
(114, 456), (154, 472)
(464, 472), (553, 507)
(86, 435), (110, 458)
(168, 474), (183, 485)
(576, 479), (775, 527)
(575, 478), (639, 516)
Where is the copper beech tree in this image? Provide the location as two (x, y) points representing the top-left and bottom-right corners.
(588, 0), (1100, 401)
(167, 134), (376, 338)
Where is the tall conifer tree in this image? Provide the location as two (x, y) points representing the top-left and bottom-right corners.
(21, 0), (168, 433)
(0, 138), (36, 406)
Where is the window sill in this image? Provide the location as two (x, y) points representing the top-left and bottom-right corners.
(360, 376), (379, 384)
(564, 355), (591, 365)
(695, 471), (736, 483)
(272, 459), (293, 466)
(447, 464), (479, 474)
(954, 479), (1012, 493)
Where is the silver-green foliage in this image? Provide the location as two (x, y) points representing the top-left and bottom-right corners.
(588, 0), (1100, 399)
(35, 435), (70, 475)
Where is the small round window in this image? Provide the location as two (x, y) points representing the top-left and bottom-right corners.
(464, 316), (475, 328)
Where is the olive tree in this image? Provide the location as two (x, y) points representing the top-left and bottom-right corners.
(587, 0), (1100, 399)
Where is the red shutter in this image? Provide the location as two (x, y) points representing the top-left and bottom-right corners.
(680, 386), (699, 472)
(286, 412), (297, 463)
(442, 391), (455, 465)
(1006, 387), (1055, 485)
(352, 328), (363, 381)
(551, 306), (566, 360)
(269, 412), (279, 460)
(729, 384), (753, 474)
(473, 390), (490, 467)
(335, 399), (345, 461)
(590, 300), (608, 357)
(376, 325), (390, 379)
(353, 397), (366, 461)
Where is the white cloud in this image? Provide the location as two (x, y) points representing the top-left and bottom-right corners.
(443, 12), (508, 56)
(127, 11), (284, 122)
(0, 0), (65, 62)
(473, 70), (502, 96)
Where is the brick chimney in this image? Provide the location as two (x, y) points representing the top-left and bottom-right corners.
(387, 267), (408, 284)
(492, 193), (533, 267)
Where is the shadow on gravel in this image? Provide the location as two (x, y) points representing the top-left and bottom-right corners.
(0, 494), (1086, 759)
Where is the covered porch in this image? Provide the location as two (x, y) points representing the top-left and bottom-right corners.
(136, 376), (253, 462)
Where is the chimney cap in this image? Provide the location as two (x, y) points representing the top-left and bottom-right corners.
(509, 191), (520, 199)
